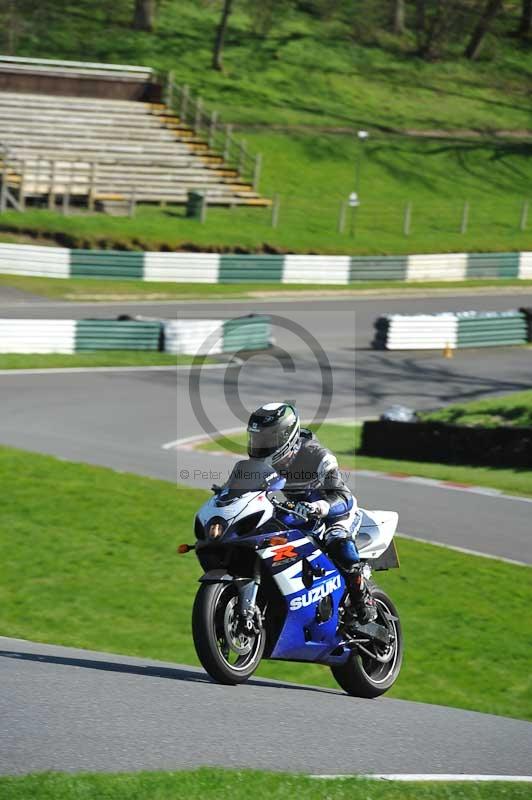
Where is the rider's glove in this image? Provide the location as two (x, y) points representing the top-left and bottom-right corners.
(294, 500), (330, 519)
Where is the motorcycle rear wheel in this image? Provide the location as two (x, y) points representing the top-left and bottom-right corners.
(192, 582), (265, 685)
(331, 587), (403, 698)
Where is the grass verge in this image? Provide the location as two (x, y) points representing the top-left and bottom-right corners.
(0, 769), (530, 800)
(1, 445), (530, 720)
(1, 273), (532, 302)
(423, 390), (532, 429)
(0, 352), (213, 369)
(198, 419), (532, 499)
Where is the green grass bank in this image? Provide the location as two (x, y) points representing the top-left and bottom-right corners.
(1, 273), (532, 302)
(11, 0), (532, 133)
(0, 352), (212, 370)
(1, 134), (531, 254)
(1, 445), (530, 720)
(0, 769), (530, 800)
(3, 1), (531, 254)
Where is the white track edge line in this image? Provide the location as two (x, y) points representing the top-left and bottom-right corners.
(0, 362), (237, 376)
(311, 774), (532, 782)
(397, 532), (531, 567)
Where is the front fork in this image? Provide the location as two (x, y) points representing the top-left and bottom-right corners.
(236, 558), (262, 634)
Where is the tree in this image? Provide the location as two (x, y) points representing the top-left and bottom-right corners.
(515, 0), (531, 36)
(415, 0), (458, 60)
(133, 0), (156, 31)
(464, 0), (504, 59)
(392, 0), (406, 34)
(212, 0), (234, 71)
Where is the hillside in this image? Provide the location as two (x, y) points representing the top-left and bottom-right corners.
(5, 0), (531, 133)
(0, 0), (530, 255)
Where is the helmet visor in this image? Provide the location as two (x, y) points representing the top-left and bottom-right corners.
(248, 426), (292, 460)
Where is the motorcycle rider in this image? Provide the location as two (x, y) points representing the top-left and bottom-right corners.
(247, 402), (377, 624)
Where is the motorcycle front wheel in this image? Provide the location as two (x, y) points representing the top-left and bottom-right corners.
(192, 582), (265, 685)
(331, 586), (403, 698)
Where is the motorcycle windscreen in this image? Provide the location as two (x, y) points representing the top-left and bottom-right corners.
(219, 458), (285, 502)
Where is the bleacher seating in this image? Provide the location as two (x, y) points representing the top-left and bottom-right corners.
(0, 58), (267, 210)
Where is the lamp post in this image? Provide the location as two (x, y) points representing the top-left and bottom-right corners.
(351, 130), (369, 237)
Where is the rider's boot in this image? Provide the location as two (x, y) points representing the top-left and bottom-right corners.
(345, 566), (377, 625)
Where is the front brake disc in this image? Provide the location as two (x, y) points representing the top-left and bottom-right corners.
(223, 597), (253, 656)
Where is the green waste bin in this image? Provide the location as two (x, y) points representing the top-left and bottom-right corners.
(186, 191), (205, 219)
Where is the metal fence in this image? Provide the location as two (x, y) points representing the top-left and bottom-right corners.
(164, 74), (262, 191)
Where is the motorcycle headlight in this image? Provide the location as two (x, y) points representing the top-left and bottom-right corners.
(207, 517), (227, 540)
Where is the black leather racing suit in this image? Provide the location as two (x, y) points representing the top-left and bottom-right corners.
(278, 428), (362, 572)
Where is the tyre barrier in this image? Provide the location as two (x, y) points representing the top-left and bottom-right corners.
(373, 310), (529, 350)
(163, 315), (271, 356)
(360, 419), (532, 469)
(0, 315), (272, 355)
(0, 243), (531, 283)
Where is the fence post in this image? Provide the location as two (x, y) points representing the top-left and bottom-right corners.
(129, 186), (137, 218)
(88, 162), (97, 211)
(520, 200), (529, 232)
(403, 201), (412, 236)
(164, 70), (174, 108)
(208, 110), (218, 149)
(271, 194), (280, 228)
(62, 162), (72, 215)
(460, 200), (469, 234)
(19, 160), (26, 211)
(338, 200), (347, 234)
(253, 153), (262, 191)
(194, 97), (203, 133)
(0, 154), (8, 212)
(238, 140), (247, 175)
(200, 192), (208, 223)
(180, 84), (189, 123)
(223, 124), (233, 162)
(34, 156), (41, 201)
(48, 160), (57, 210)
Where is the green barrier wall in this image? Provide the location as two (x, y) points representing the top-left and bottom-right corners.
(70, 250), (144, 280)
(456, 311), (527, 347)
(223, 316), (271, 352)
(350, 255), (408, 281)
(75, 320), (162, 351)
(218, 254), (284, 284)
(466, 253), (520, 279)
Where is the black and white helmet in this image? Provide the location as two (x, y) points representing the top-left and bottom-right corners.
(247, 402), (300, 466)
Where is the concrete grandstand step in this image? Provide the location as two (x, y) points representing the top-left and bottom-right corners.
(0, 91), (153, 113)
(0, 85), (264, 209)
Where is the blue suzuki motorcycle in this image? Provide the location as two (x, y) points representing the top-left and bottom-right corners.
(180, 458), (403, 697)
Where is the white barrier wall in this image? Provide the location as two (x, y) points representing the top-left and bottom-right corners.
(0, 243), (70, 278)
(0, 319), (76, 353)
(282, 255), (351, 284)
(164, 320), (224, 355)
(519, 252), (532, 280)
(384, 314), (458, 350)
(406, 253), (468, 281)
(144, 253), (220, 283)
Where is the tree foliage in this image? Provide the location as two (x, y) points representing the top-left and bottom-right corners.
(0, 0), (528, 64)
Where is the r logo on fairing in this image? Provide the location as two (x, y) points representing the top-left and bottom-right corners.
(289, 575), (341, 610)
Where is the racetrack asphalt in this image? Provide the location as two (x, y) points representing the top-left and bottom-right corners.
(1, 637), (531, 777)
(2, 290), (532, 349)
(1, 291), (532, 778)
(1, 290), (531, 563)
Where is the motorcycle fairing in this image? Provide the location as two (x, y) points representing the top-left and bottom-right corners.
(257, 529), (348, 663)
(196, 490), (274, 531)
(356, 510), (398, 559)
(194, 488), (399, 666)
